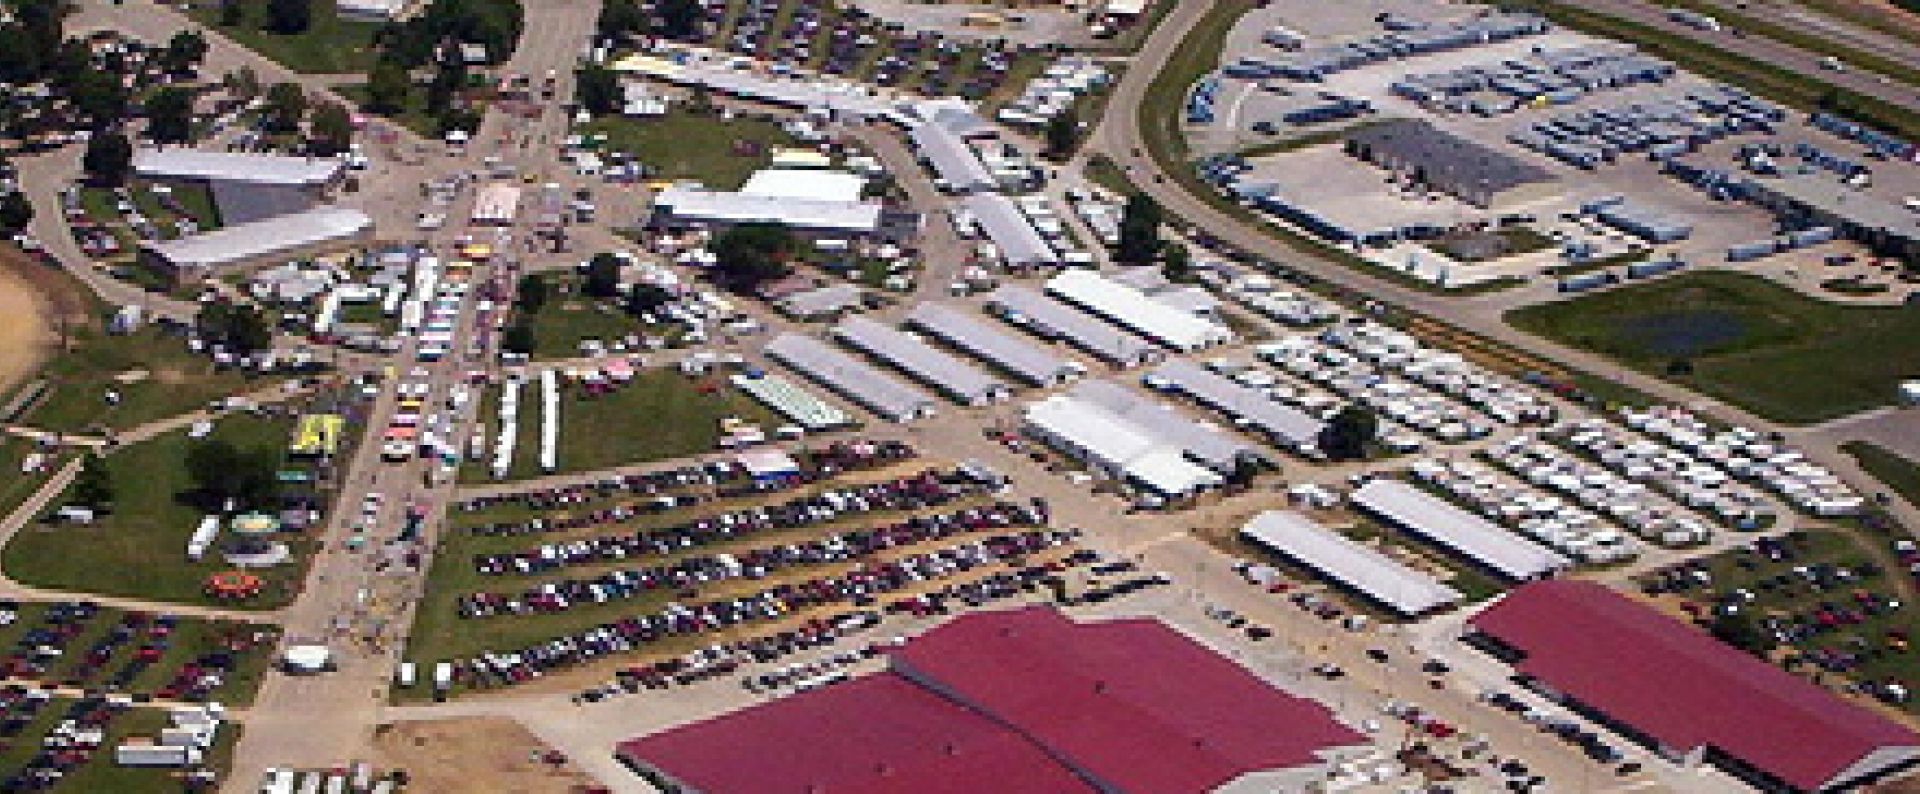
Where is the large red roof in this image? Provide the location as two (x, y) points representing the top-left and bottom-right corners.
(893, 606), (1364, 792)
(617, 607), (1363, 793)
(616, 672), (1093, 794)
(1471, 580), (1920, 791)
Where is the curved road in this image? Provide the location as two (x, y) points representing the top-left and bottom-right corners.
(1086, 0), (1920, 529)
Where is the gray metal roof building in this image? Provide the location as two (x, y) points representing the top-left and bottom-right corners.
(833, 316), (1010, 406)
(653, 187), (883, 235)
(905, 303), (1077, 387)
(909, 123), (996, 194)
(766, 333), (938, 423)
(964, 194), (1059, 266)
(1350, 479), (1571, 581)
(1067, 380), (1259, 471)
(1746, 174), (1920, 258)
(142, 206), (372, 280)
(1345, 119), (1558, 209)
(1240, 511), (1462, 616)
(133, 148), (345, 188)
(986, 285), (1158, 367)
(1148, 359), (1326, 455)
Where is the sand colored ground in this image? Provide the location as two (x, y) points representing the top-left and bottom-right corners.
(0, 251), (57, 401)
(371, 717), (599, 794)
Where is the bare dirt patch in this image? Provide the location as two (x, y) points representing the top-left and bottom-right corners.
(0, 247), (86, 400)
(371, 717), (598, 794)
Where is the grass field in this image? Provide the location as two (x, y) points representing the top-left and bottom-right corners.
(0, 697), (242, 792)
(0, 602), (275, 706)
(1844, 442), (1920, 508)
(335, 83), (440, 139)
(580, 110), (796, 190)
(188, 0), (383, 74)
(0, 441), (64, 528)
(1507, 272), (1920, 424)
(2, 414), (309, 610)
(13, 326), (256, 434)
(462, 369), (780, 483)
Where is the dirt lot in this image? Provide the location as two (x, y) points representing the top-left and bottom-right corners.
(0, 248), (82, 401)
(371, 717), (599, 794)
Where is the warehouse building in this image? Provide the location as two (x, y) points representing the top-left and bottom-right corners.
(766, 333), (937, 423)
(1745, 174), (1920, 261)
(618, 607), (1365, 793)
(965, 193), (1059, 267)
(730, 371), (852, 431)
(650, 186), (886, 238)
(1470, 580), (1920, 792)
(1350, 479), (1571, 581)
(905, 303), (1080, 387)
(1147, 358), (1326, 456)
(1240, 511), (1461, 617)
(833, 316), (1011, 406)
(1067, 380), (1262, 472)
(133, 148), (346, 225)
(1045, 269), (1233, 352)
(910, 121), (996, 194)
(1345, 120), (1558, 210)
(1588, 196), (1693, 243)
(141, 207), (373, 283)
(1024, 393), (1222, 499)
(987, 285), (1159, 367)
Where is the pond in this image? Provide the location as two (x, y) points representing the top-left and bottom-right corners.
(1617, 310), (1750, 358)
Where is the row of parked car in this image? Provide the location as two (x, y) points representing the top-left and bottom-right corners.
(445, 530), (1078, 691)
(580, 611), (887, 703)
(469, 472), (1004, 569)
(457, 502), (1043, 618)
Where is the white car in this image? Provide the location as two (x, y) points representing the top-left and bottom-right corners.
(417, 212), (446, 230)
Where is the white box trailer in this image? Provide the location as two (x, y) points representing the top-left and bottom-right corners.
(116, 743), (201, 767)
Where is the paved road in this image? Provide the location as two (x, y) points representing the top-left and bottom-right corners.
(1083, 0), (1920, 533)
(1687, 0), (1920, 72)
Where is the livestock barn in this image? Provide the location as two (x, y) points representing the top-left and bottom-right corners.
(617, 606), (1365, 792)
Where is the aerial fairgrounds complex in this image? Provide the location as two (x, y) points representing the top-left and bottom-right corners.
(9, 0), (1920, 791)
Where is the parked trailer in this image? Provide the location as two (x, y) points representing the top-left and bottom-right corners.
(1627, 257), (1687, 279)
(1560, 272), (1618, 293)
(1726, 240), (1780, 262)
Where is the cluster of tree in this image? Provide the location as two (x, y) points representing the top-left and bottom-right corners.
(159, 30), (208, 77)
(374, 0), (522, 69)
(196, 301), (274, 357)
(514, 273), (548, 315)
(1709, 611), (1773, 657)
(0, 191), (34, 236)
(597, 0), (703, 42)
(0, 0), (72, 86)
(363, 47), (480, 135)
(1112, 193), (1201, 284)
(576, 63), (619, 117)
(83, 131), (134, 186)
(69, 455), (114, 513)
(185, 438), (281, 511)
(709, 223), (796, 294)
(1317, 405), (1376, 462)
(1043, 107), (1079, 161)
(583, 253), (623, 298)
(501, 320), (536, 356)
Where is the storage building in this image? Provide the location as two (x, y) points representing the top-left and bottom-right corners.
(1350, 479), (1571, 581)
(833, 316), (1010, 406)
(1148, 359), (1326, 455)
(1345, 120), (1558, 210)
(1045, 269), (1233, 352)
(766, 333), (937, 423)
(1240, 511), (1461, 616)
(905, 303), (1079, 387)
(1023, 394), (1221, 498)
(1067, 380), (1261, 472)
(987, 285), (1159, 367)
(141, 207), (373, 283)
(965, 194), (1059, 267)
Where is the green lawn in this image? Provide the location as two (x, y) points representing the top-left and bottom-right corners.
(335, 83), (441, 140)
(1083, 153), (1136, 198)
(1507, 271), (1920, 424)
(1844, 442), (1920, 509)
(580, 110), (797, 190)
(0, 440), (65, 528)
(188, 0), (384, 74)
(13, 326), (258, 434)
(2, 414), (310, 610)
(461, 369), (780, 483)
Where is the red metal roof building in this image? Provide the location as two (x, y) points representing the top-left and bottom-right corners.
(1469, 580), (1920, 793)
(616, 606), (1365, 793)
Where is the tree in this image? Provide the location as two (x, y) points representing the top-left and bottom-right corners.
(1116, 193), (1163, 265)
(501, 322), (535, 355)
(219, 0), (245, 27)
(0, 191), (34, 235)
(1710, 611), (1771, 656)
(67, 68), (129, 127)
(710, 223), (795, 293)
(262, 82), (308, 134)
(145, 87), (196, 144)
(515, 274), (548, 314)
(82, 131), (133, 186)
(185, 439), (279, 510)
(1317, 404), (1376, 461)
(1161, 241), (1193, 284)
(197, 301), (273, 356)
(575, 63), (619, 116)
(225, 67), (262, 102)
(365, 59), (411, 115)
(1043, 107), (1078, 161)
(658, 0), (702, 39)
(583, 253), (623, 298)
(71, 455), (113, 511)
(265, 0), (312, 34)
(308, 101), (353, 156)
(163, 30), (208, 76)
(625, 283), (673, 318)
(597, 0), (646, 39)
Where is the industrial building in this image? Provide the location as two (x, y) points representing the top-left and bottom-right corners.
(1585, 196), (1693, 243)
(1745, 174), (1920, 261)
(1023, 392), (1222, 499)
(987, 285), (1159, 367)
(964, 193), (1059, 267)
(650, 185), (886, 238)
(1147, 358), (1326, 456)
(1470, 581), (1920, 792)
(766, 333), (937, 423)
(1239, 511), (1461, 617)
(1045, 269), (1233, 352)
(132, 148), (346, 225)
(617, 607), (1365, 793)
(141, 207), (373, 283)
(1066, 380), (1262, 473)
(910, 121), (996, 194)
(833, 316), (1011, 406)
(1220, 145), (1485, 246)
(905, 303), (1080, 388)
(1350, 479), (1571, 581)
(1345, 120), (1558, 210)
